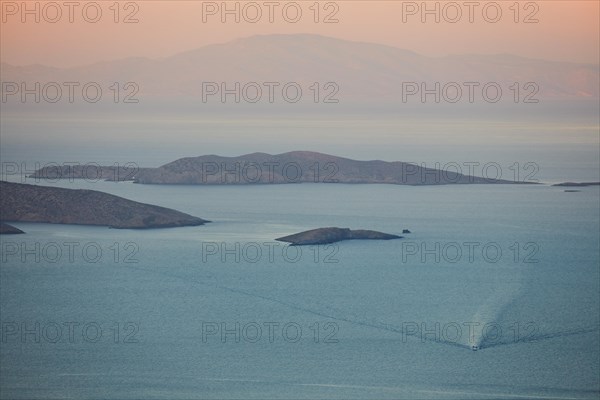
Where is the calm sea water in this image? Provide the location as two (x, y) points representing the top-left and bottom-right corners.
(1, 108), (599, 398)
(1, 178), (599, 399)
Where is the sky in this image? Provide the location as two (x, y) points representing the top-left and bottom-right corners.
(1, 0), (599, 67)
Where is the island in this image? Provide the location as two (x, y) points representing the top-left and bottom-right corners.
(552, 182), (600, 187)
(276, 227), (403, 245)
(0, 181), (209, 229)
(0, 222), (24, 234)
(30, 151), (525, 186)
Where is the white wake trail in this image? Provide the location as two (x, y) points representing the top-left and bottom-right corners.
(469, 267), (525, 349)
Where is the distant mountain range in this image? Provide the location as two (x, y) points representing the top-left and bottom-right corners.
(30, 151), (524, 185)
(2, 34), (598, 101)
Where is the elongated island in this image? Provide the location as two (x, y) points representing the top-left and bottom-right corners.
(30, 151), (524, 186)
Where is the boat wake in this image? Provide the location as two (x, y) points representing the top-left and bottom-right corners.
(118, 263), (599, 351)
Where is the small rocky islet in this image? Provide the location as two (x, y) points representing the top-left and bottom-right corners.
(276, 227), (404, 245)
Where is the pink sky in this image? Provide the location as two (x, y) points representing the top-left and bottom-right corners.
(1, 1), (599, 67)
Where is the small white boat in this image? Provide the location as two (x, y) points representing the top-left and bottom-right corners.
(471, 345), (479, 351)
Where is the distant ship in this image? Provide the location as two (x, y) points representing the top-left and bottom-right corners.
(471, 345), (479, 351)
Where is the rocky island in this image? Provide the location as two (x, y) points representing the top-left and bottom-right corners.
(30, 151), (523, 186)
(552, 182), (600, 187)
(0, 222), (24, 234)
(0, 181), (209, 229)
(276, 227), (403, 245)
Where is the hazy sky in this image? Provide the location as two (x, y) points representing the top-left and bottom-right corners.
(1, 1), (598, 67)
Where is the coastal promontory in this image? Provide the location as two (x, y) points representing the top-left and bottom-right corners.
(0, 181), (209, 229)
(0, 223), (25, 234)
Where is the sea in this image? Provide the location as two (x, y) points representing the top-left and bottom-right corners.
(0, 108), (599, 399)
